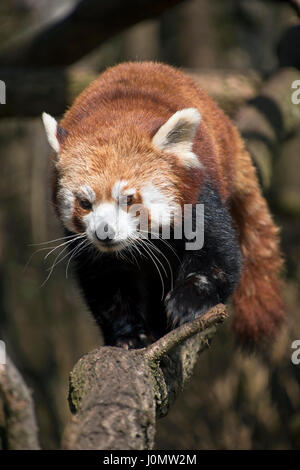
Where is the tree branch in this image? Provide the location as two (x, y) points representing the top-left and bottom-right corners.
(62, 304), (227, 450)
(145, 303), (227, 362)
(0, 357), (40, 450)
(0, 0), (187, 67)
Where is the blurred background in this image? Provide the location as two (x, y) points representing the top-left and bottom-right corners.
(0, 0), (300, 450)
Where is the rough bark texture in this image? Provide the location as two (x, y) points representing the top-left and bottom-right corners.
(63, 347), (157, 450)
(0, 0), (187, 67)
(0, 357), (40, 450)
(63, 304), (227, 450)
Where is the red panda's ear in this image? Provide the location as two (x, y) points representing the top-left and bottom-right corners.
(152, 108), (202, 168)
(42, 112), (68, 154)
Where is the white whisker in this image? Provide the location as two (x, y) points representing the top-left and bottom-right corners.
(66, 239), (91, 279)
(41, 236), (86, 287)
(138, 228), (180, 262)
(29, 233), (80, 247)
(44, 234), (85, 260)
(25, 234), (85, 273)
(145, 238), (174, 291)
(135, 237), (166, 300)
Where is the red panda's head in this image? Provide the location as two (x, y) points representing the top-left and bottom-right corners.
(42, 108), (201, 253)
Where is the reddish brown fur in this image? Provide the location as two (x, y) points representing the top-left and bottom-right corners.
(56, 62), (285, 342)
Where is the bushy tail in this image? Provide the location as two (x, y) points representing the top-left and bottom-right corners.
(231, 148), (285, 344)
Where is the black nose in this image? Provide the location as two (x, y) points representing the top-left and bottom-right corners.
(95, 223), (116, 243)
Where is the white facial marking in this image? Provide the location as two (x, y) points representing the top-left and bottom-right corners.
(42, 112), (60, 153)
(57, 187), (75, 231)
(123, 187), (136, 196)
(79, 185), (96, 203)
(112, 180), (128, 201)
(152, 108), (202, 168)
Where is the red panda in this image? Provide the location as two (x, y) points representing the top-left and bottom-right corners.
(42, 61), (285, 348)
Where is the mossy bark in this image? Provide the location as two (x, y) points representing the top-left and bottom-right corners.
(63, 305), (227, 450)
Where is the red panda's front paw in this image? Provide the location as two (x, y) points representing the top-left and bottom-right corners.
(114, 333), (151, 350)
(165, 274), (216, 329)
(165, 291), (199, 329)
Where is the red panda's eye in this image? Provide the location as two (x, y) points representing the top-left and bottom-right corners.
(127, 195), (134, 206)
(119, 195), (134, 206)
(79, 198), (92, 210)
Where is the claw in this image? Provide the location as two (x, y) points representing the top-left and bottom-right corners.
(114, 333), (150, 349)
(115, 340), (129, 350)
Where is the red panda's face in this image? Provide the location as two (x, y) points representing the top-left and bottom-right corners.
(42, 108), (202, 253)
(54, 148), (182, 253)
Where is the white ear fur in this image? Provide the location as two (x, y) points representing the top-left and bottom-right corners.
(42, 112), (60, 153)
(152, 108), (202, 168)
